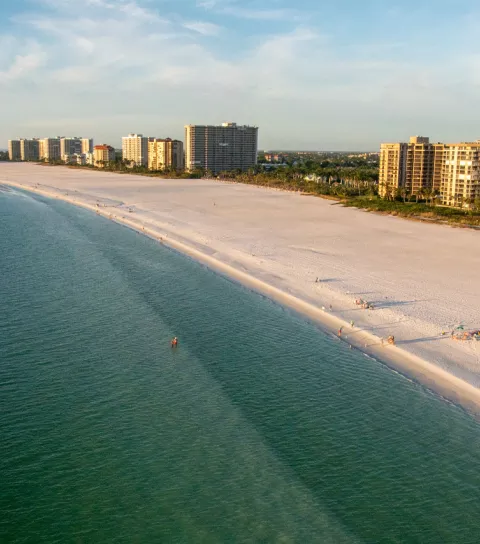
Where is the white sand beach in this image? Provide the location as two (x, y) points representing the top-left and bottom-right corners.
(2, 163), (480, 413)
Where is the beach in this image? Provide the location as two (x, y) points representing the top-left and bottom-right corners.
(2, 162), (480, 413)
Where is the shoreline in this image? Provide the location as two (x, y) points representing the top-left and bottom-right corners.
(3, 178), (480, 417)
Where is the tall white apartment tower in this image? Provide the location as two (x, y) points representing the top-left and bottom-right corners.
(122, 134), (149, 167)
(184, 122), (258, 174)
(441, 142), (480, 207)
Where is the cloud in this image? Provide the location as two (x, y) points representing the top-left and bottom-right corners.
(0, 42), (46, 82)
(196, 0), (303, 22)
(196, 0), (217, 8)
(183, 21), (222, 36)
(2, 0), (480, 149)
(221, 6), (301, 21)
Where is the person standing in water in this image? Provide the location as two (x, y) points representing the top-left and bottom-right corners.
(171, 337), (178, 348)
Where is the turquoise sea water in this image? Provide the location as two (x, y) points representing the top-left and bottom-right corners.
(1, 187), (480, 543)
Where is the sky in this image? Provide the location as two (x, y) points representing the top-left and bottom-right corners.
(1, 0), (480, 150)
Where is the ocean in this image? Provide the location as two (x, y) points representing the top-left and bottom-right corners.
(1, 186), (480, 543)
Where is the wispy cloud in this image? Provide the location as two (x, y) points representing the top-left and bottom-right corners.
(1, 0), (480, 149)
(183, 21), (222, 36)
(0, 41), (46, 82)
(221, 6), (302, 21)
(196, 0), (304, 22)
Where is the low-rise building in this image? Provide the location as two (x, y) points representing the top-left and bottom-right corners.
(94, 144), (115, 167)
(62, 152), (94, 166)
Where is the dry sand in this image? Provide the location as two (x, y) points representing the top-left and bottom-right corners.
(2, 163), (480, 414)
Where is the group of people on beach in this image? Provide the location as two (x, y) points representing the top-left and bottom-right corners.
(315, 280), (399, 348)
(355, 298), (374, 310)
(450, 330), (480, 342)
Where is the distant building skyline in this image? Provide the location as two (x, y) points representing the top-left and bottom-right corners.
(8, 136), (95, 161)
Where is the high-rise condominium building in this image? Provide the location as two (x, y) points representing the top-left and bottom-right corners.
(60, 137), (84, 157)
(122, 134), (149, 167)
(148, 138), (184, 171)
(378, 142), (407, 197)
(379, 136), (441, 197)
(379, 136), (480, 207)
(20, 138), (40, 161)
(39, 138), (61, 161)
(94, 144), (115, 167)
(405, 136), (437, 195)
(441, 142), (480, 207)
(82, 138), (94, 154)
(8, 140), (21, 161)
(184, 122), (258, 174)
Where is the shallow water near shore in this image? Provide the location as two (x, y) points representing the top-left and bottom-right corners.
(1, 188), (480, 543)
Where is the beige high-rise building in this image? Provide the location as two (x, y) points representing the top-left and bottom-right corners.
(379, 136), (480, 207)
(441, 142), (480, 207)
(8, 140), (21, 161)
(185, 122), (258, 174)
(405, 136), (436, 195)
(148, 138), (183, 171)
(39, 138), (61, 161)
(19, 139), (40, 161)
(378, 142), (407, 197)
(379, 136), (442, 197)
(122, 134), (149, 167)
(94, 144), (115, 167)
(432, 143), (445, 191)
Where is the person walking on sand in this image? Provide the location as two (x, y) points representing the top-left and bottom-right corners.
(338, 327), (343, 337)
(350, 320), (355, 328)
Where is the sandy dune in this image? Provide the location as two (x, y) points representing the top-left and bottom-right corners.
(2, 163), (480, 412)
